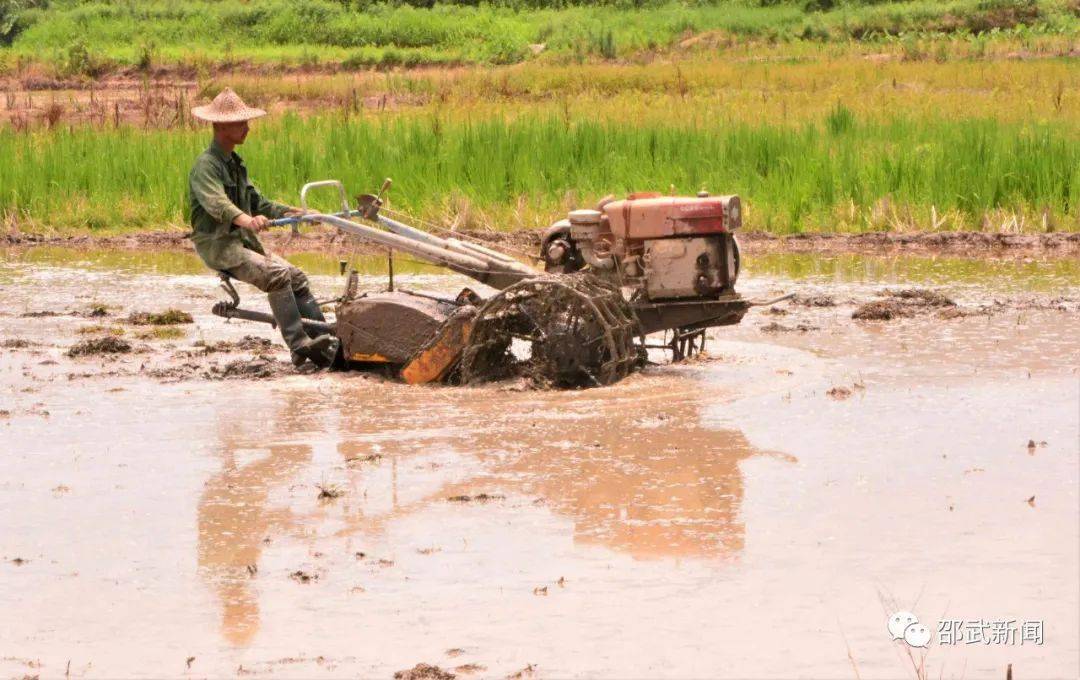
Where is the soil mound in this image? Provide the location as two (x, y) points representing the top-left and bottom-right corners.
(853, 287), (956, 320)
(394, 664), (456, 680)
(67, 336), (132, 357)
(126, 309), (194, 325)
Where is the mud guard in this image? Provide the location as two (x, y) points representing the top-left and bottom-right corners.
(400, 307), (476, 384)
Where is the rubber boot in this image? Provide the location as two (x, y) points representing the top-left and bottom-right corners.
(294, 288), (327, 331)
(267, 288), (338, 369)
(292, 288), (329, 365)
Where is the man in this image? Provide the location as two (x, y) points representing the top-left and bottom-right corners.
(188, 88), (338, 368)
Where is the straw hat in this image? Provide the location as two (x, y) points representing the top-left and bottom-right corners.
(192, 88), (267, 123)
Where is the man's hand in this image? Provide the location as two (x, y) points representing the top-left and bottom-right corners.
(234, 213), (270, 231)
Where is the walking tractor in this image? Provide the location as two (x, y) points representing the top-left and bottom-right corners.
(212, 180), (791, 388)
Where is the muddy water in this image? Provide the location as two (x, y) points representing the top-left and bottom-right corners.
(1, 249), (1077, 679)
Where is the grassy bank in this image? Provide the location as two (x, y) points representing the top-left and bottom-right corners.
(2, 110), (1076, 235)
(212, 55), (1078, 126)
(0, 0), (1077, 74)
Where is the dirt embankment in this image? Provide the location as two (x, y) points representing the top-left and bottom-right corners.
(4, 228), (1078, 260)
(738, 230), (1080, 259)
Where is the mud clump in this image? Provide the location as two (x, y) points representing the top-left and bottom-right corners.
(935, 307), (975, 320)
(852, 300), (913, 321)
(2, 338), (35, 349)
(760, 322), (819, 333)
(316, 484), (343, 500)
(289, 570), (318, 584)
(345, 453), (383, 465)
(194, 335), (274, 354)
(20, 310), (61, 318)
(67, 336), (132, 357)
(453, 664), (485, 675)
(885, 288), (956, 307)
(77, 324), (124, 336)
(853, 287), (958, 321)
(394, 664), (456, 680)
(506, 664), (538, 679)
(149, 357), (292, 382)
(126, 309), (194, 326)
(791, 293), (836, 307)
(447, 493), (505, 503)
(827, 386), (853, 400)
(136, 327), (185, 341)
(211, 357), (288, 380)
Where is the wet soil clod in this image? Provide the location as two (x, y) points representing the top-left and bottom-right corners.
(345, 454), (383, 465)
(885, 288), (956, 307)
(852, 300), (914, 321)
(853, 287), (957, 321)
(446, 493), (505, 503)
(193, 335), (274, 354)
(289, 570), (317, 584)
(454, 664), (486, 675)
(791, 293), (836, 307)
(760, 322), (819, 333)
(316, 484), (343, 500)
(66, 336), (132, 357)
(827, 386), (853, 400)
(505, 664), (538, 679)
(126, 309), (193, 326)
(394, 663), (456, 680)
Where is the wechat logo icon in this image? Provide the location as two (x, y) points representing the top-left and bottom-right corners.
(888, 611), (931, 648)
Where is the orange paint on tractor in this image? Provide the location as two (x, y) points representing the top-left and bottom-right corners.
(349, 352), (392, 363)
(401, 315), (474, 385)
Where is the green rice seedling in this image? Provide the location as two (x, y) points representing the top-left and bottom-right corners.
(1, 109), (1075, 235)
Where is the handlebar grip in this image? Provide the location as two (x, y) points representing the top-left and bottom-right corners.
(268, 209), (362, 228)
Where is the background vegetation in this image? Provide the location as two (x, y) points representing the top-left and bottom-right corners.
(0, 0), (1076, 235)
(2, 109), (1076, 234)
(0, 0), (1076, 73)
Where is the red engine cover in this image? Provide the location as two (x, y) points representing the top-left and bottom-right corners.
(604, 195), (741, 240)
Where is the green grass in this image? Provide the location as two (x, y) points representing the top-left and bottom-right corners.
(2, 110), (1076, 234)
(1, 0), (1076, 73)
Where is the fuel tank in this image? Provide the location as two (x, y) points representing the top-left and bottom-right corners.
(604, 195), (741, 240)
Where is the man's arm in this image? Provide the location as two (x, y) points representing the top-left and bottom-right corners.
(189, 158), (270, 231)
(189, 158), (244, 227)
(249, 182), (291, 221)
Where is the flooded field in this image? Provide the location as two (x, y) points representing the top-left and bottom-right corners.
(1, 248), (1078, 679)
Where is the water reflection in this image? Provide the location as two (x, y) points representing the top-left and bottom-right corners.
(327, 383), (793, 562)
(748, 252), (1080, 291)
(462, 403), (791, 560)
(195, 380), (792, 647)
(196, 392), (314, 647)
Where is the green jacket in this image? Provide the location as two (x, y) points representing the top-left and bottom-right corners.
(187, 140), (290, 270)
